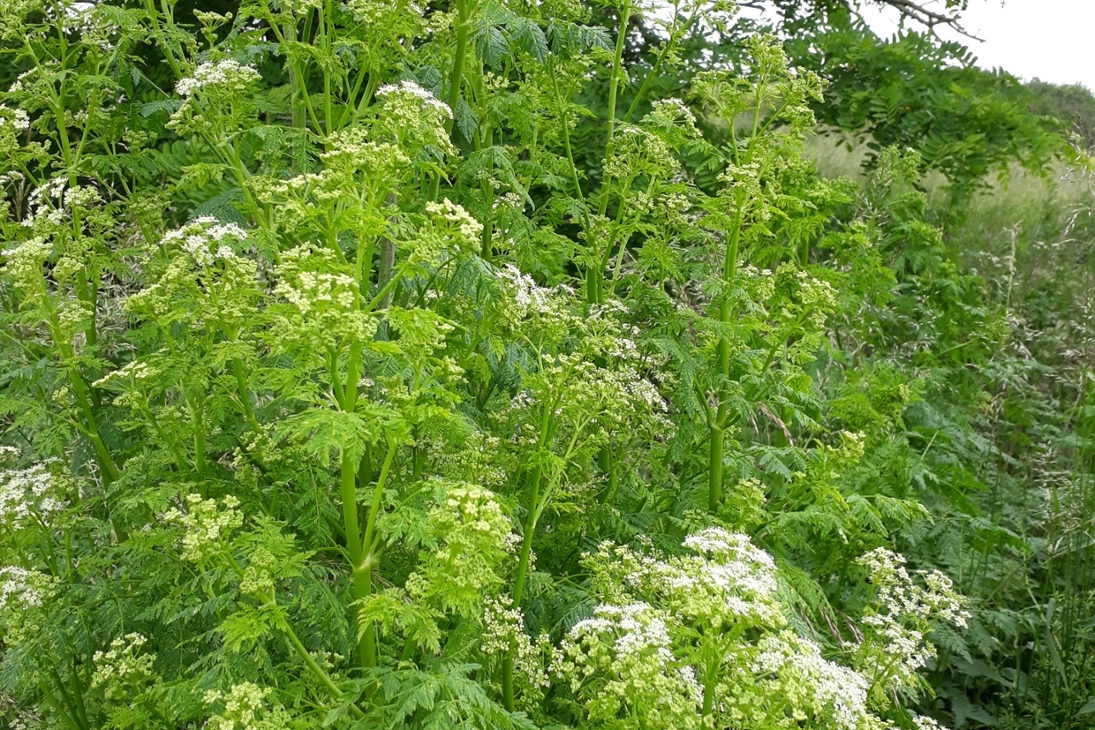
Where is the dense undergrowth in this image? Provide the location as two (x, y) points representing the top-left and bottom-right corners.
(0, 0), (1093, 729)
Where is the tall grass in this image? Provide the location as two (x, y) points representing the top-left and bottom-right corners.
(808, 132), (1095, 728)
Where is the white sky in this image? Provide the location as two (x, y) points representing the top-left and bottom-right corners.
(860, 0), (1095, 90)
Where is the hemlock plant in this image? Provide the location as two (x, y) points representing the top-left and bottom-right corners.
(0, 0), (977, 728)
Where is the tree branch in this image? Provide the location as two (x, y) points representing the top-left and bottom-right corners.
(864, 0), (983, 41)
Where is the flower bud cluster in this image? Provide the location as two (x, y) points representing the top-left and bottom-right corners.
(556, 601), (703, 729)
(406, 482), (514, 618)
(426, 198), (483, 244)
(163, 494), (243, 564)
(91, 633), (156, 701)
(203, 682), (292, 730)
(482, 597), (551, 695)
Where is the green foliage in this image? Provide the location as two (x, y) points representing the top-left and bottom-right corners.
(0, 1), (1091, 729)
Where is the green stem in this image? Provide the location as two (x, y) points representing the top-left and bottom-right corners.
(69, 368), (120, 483)
(232, 357), (260, 433)
(708, 423), (725, 512)
(708, 204), (744, 511)
(444, 0), (473, 136)
(502, 404), (555, 710)
(359, 437), (399, 668)
(337, 341), (372, 667)
(549, 61), (585, 206)
(622, 7), (692, 123)
(428, 0), (475, 200)
(596, 1), (632, 220)
(191, 396), (207, 492)
(702, 661), (717, 717)
(274, 599), (365, 719)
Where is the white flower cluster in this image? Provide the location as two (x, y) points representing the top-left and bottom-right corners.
(8, 69), (35, 94)
(855, 548), (970, 691)
(0, 104), (29, 131)
(22, 178), (66, 227)
(17, 178), (101, 229)
(377, 80), (452, 119)
(683, 527), (774, 566)
(650, 97), (699, 130)
(176, 59), (261, 98)
(615, 529), (782, 628)
(752, 632), (871, 730)
(426, 198), (483, 243)
(556, 601), (703, 729)
(163, 494), (243, 564)
(858, 548), (970, 628)
(913, 715), (948, 730)
(162, 216), (247, 267)
(0, 566), (48, 611)
(204, 682), (291, 730)
(0, 462), (66, 527)
(860, 611), (931, 674)
(481, 598), (551, 693)
(495, 264), (574, 321)
(568, 602), (675, 664)
(91, 633), (156, 701)
(493, 191), (524, 212)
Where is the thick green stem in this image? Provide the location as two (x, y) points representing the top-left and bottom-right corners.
(286, 19), (305, 130)
(708, 207), (743, 511)
(359, 437), (399, 668)
(708, 424), (725, 512)
(585, 1), (631, 305)
(502, 468), (540, 711)
(69, 369), (119, 484)
(337, 342), (373, 667)
(428, 0), (474, 200)
(444, 0), (472, 134)
(597, 444), (617, 505)
(232, 357), (260, 433)
(503, 405), (554, 710)
(192, 404), (208, 499)
(596, 1), (632, 220)
(702, 668), (716, 716)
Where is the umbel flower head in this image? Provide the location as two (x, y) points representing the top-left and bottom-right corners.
(854, 548), (970, 693)
(161, 216), (248, 267)
(0, 460), (67, 528)
(176, 59), (261, 98)
(377, 80), (452, 120)
(163, 494), (243, 564)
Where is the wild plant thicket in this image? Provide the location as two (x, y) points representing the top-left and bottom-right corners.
(0, 0), (1092, 728)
